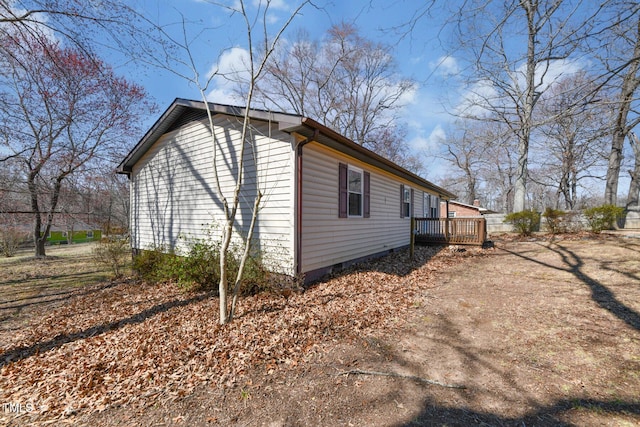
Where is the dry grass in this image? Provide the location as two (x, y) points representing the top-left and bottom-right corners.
(0, 243), (112, 327)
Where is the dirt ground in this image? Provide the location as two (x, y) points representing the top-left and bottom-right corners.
(1, 235), (639, 426)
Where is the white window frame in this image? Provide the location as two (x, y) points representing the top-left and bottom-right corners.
(423, 193), (430, 218)
(347, 165), (363, 218)
(403, 186), (411, 218)
(431, 195), (439, 218)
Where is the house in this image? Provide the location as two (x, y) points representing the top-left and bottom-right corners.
(45, 222), (102, 244)
(117, 99), (456, 282)
(440, 199), (493, 218)
(5, 221), (101, 245)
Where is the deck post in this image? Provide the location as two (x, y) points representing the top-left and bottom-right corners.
(479, 217), (487, 244)
(444, 217), (450, 242)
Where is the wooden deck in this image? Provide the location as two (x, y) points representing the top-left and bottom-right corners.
(412, 217), (487, 246)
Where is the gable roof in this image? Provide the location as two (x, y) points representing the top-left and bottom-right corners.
(117, 98), (456, 200)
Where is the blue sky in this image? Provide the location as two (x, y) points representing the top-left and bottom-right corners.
(115, 0), (457, 180)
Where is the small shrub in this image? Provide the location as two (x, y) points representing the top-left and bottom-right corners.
(169, 240), (221, 291)
(92, 237), (131, 277)
(236, 251), (275, 296)
(584, 204), (625, 233)
(132, 246), (176, 283)
(1, 227), (27, 257)
(504, 210), (541, 236)
(132, 239), (273, 296)
(542, 208), (566, 234)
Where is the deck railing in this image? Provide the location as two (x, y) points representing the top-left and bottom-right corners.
(412, 217), (487, 246)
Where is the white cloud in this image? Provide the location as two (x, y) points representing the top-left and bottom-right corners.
(208, 47), (251, 77)
(205, 47), (251, 104)
(398, 84), (417, 105)
(401, 82), (453, 135)
(411, 124), (446, 151)
(429, 55), (460, 77)
(265, 13), (280, 25)
(252, 0), (291, 11)
(455, 58), (586, 117)
(534, 58), (584, 91)
(408, 126), (450, 180)
(455, 79), (499, 118)
(0, 3), (58, 42)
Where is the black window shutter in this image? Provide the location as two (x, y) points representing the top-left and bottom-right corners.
(400, 184), (405, 218)
(363, 171), (370, 218)
(410, 189), (414, 218)
(339, 163), (348, 218)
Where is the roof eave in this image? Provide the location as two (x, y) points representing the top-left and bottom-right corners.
(296, 117), (456, 200)
(117, 99), (456, 200)
(117, 98), (303, 175)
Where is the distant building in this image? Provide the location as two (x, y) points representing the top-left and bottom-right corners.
(45, 222), (102, 244)
(440, 199), (494, 218)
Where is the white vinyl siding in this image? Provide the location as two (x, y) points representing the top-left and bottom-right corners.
(130, 114), (295, 274)
(300, 142), (424, 273)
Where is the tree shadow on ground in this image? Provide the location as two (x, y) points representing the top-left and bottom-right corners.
(0, 280), (118, 313)
(501, 242), (640, 331)
(401, 398), (640, 426)
(0, 292), (210, 368)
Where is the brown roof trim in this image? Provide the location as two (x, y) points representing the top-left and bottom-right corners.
(298, 117), (456, 199)
(117, 98), (302, 174)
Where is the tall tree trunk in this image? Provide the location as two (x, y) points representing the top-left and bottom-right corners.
(230, 191), (262, 321)
(513, 133), (530, 212)
(627, 132), (640, 209)
(605, 130), (628, 206)
(30, 173), (66, 258)
(605, 18), (640, 206)
(218, 219), (233, 325)
(558, 170), (570, 210)
(465, 169), (476, 205)
(514, 0), (538, 213)
(28, 170), (46, 257)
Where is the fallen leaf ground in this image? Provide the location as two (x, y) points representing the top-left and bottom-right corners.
(1, 236), (639, 426)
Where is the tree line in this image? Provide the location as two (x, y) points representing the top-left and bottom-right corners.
(431, 0), (640, 213)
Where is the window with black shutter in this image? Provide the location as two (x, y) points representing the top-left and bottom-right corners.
(339, 163), (370, 218)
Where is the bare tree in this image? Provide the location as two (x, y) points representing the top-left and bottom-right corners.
(597, 5), (640, 206)
(138, 0), (313, 324)
(439, 121), (492, 204)
(627, 131), (640, 208)
(451, 0), (608, 212)
(531, 73), (611, 210)
(254, 23), (418, 170)
(478, 126), (518, 213)
(0, 33), (149, 257)
(0, 0), (149, 56)
(86, 171), (131, 236)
